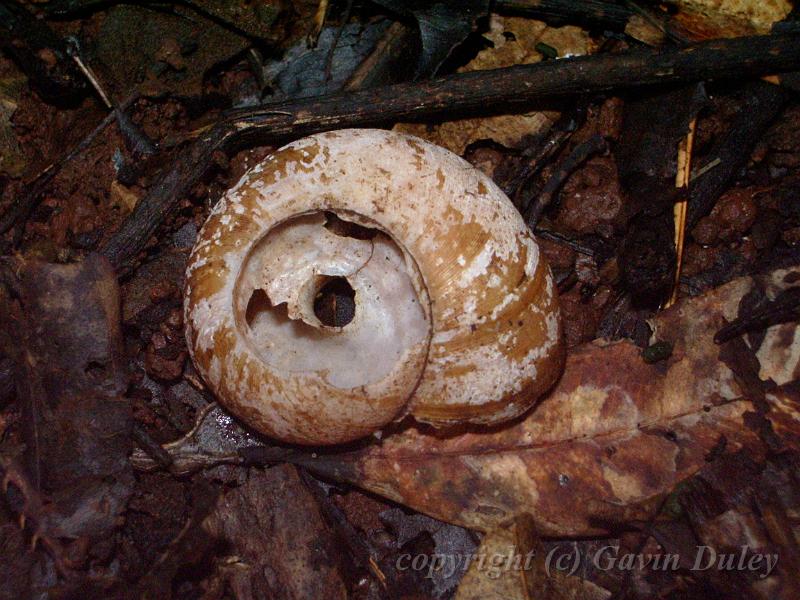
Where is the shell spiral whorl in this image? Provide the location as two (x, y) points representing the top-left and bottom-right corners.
(184, 129), (564, 445)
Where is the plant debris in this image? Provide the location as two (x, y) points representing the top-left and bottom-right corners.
(1, 1), (800, 598)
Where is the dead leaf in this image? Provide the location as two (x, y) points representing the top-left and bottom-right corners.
(667, 0), (792, 38)
(303, 267), (800, 536)
(262, 20), (393, 101)
(381, 506), (478, 596)
(674, 450), (800, 599)
(0, 254), (133, 543)
(454, 515), (610, 600)
(110, 180), (139, 213)
(372, 0), (490, 78)
(202, 464), (348, 599)
(395, 16), (596, 154)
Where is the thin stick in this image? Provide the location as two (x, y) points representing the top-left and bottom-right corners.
(308, 0), (330, 48)
(100, 31), (800, 271)
(68, 52), (111, 108)
(665, 116), (696, 308)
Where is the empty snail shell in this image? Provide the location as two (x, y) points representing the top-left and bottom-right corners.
(184, 129), (564, 445)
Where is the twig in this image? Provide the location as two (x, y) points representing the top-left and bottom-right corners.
(665, 116), (696, 308)
(509, 109), (581, 208)
(495, 0), (633, 31)
(533, 227), (595, 257)
(298, 469), (388, 589)
(100, 31), (800, 272)
(308, 0), (330, 47)
(523, 133), (607, 227)
(714, 287), (800, 344)
(65, 36), (111, 108)
(343, 21), (415, 91)
(131, 422), (174, 469)
(323, 0), (355, 83)
(687, 80), (789, 227)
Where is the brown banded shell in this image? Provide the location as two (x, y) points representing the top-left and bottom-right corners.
(184, 129), (564, 445)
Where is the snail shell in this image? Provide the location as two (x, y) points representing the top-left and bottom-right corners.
(185, 129), (563, 445)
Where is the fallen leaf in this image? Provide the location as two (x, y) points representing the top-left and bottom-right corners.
(304, 267), (800, 536)
(202, 464), (348, 599)
(110, 179), (139, 213)
(262, 20), (393, 101)
(381, 506), (477, 596)
(673, 450), (800, 598)
(372, 0), (490, 78)
(454, 515), (610, 600)
(667, 0), (792, 38)
(0, 254), (133, 543)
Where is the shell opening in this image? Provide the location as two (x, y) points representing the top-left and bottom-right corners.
(235, 211), (431, 391)
(313, 276), (356, 327)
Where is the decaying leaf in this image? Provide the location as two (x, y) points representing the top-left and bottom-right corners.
(372, 0), (490, 78)
(0, 254), (133, 546)
(454, 515), (610, 600)
(671, 449), (800, 599)
(381, 506), (478, 596)
(302, 267), (800, 536)
(202, 464), (348, 599)
(262, 20), (393, 101)
(395, 16), (596, 154)
(667, 0), (792, 38)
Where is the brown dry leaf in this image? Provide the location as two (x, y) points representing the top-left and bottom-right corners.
(110, 180), (139, 213)
(674, 450), (800, 599)
(394, 16), (596, 154)
(454, 515), (610, 600)
(202, 464), (348, 599)
(667, 0), (792, 38)
(307, 268), (800, 536)
(0, 254), (133, 542)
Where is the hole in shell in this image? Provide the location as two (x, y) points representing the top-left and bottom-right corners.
(313, 276), (355, 327)
(245, 288), (271, 328)
(323, 211), (378, 240)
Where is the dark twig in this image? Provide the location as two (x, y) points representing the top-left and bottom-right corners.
(299, 469), (388, 589)
(524, 133), (607, 227)
(508, 109), (581, 208)
(101, 32), (800, 272)
(532, 227), (595, 256)
(687, 81), (790, 228)
(323, 0), (355, 83)
(131, 423), (174, 469)
(495, 0), (633, 31)
(714, 287), (800, 344)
